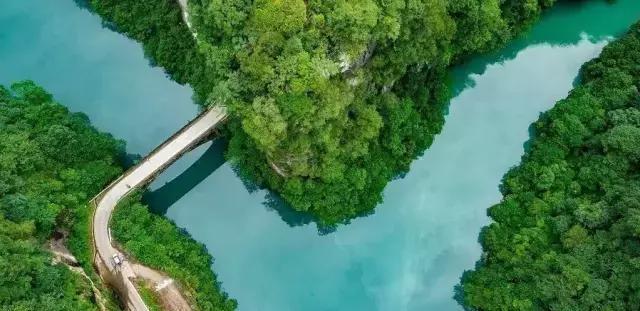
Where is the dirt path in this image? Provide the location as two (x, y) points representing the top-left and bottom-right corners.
(177, 0), (193, 31)
(49, 239), (108, 311)
(132, 264), (192, 311)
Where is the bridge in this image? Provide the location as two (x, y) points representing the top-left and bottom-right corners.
(91, 106), (227, 311)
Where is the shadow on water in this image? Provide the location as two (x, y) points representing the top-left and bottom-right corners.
(260, 192), (339, 234)
(262, 192), (315, 228)
(119, 151), (141, 170)
(144, 139), (227, 215)
(72, 0), (90, 10)
(228, 163), (341, 233)
(233, 169), (337, 234)
(223, 145), (336, 232)
(72, 0), (129, 39)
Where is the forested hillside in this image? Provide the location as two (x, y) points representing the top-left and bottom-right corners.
(0, 81), (122, 310)
(90, 0), (558, 225)
(460, 22), (640, 310)
(0, 216), (97, 310)
(111, 194), (237, 310)
(0, 81), (236, 310)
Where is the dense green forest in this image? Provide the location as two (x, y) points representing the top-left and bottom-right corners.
(0, 81), (123, 310)
(89, 0), (560, 225)
(0, 215), (97, 310)
(460, 22), (640, 310)
(0, 81), (235, 310)
(111, 193), (237, 310)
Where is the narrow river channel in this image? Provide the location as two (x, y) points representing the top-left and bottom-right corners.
(1, 1), (639, 310)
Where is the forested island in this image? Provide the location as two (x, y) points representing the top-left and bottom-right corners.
(0, 81), (235, 310)
(90, 0), (559, 225)
(460, 22), (640, 310)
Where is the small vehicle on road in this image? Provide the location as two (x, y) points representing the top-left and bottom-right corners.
(112, 254), (123, 266)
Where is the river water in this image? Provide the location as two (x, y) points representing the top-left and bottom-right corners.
(1, 1), (639, 310)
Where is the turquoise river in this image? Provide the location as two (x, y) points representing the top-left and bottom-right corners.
(1, 1), (640, 310)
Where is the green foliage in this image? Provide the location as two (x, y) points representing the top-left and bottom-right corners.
(136, 284), (163, 311)
(90, 0), (558, 225)
(0, 80), (123, 235)
(460, 22), (640, 310)
(111, 193), (237, 311)
(0, 215), (98, 311)
(0, 81), (124, 310)
(0, 81), (236, 310)
(87, 0), (215, 101)
(202, 0), (558, 225)
(68, 203), (97, 274)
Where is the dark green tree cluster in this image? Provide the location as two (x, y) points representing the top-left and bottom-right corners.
(460, 22), (640, 310)
(0, 81), (123, 238)
(190, 0), (558, 225)
(89, 0), (558, 225)
(111, 194), (237, 310)
(0, 215), (97, 310)
(0, 81), (123, 310)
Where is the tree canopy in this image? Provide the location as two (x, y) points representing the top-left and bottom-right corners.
(90, 0), (559, 225)
(0, 81), (236, 310)
(112, 194), (237, 310)
(192, 0), (559, 225)
(0, 215), (98, 311)
(0, 81), (123, 310)
(460, 21), (640, 310)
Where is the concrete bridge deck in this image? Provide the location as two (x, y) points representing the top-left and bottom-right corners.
(91, 106), (227, 310)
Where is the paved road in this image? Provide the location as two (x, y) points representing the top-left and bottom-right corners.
(92, 107), (227, 311)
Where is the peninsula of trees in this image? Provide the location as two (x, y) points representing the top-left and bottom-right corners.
(460, 22), (640, 310)
(90, 0), (559, 225)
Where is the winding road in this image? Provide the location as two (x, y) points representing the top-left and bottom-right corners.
(92, 106), (227, 310)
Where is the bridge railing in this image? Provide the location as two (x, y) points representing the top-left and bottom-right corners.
(89, 105), (227, 311)
(90, 106), (227, 205)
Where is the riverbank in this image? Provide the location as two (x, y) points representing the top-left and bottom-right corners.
(0, 2), (236, 309)
(0, 80), (235, 310)
(149, 2), (640, 309)
(87, 0), (211, 102)
(4, 0), (640, 310)
(88, 0), (565, 226)
(113, 193), (237, 310)
(460, 21), (640, 310)
(0, 81), (122, 310)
